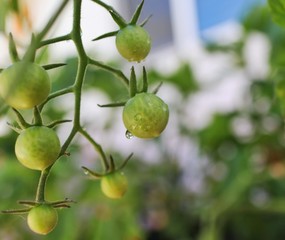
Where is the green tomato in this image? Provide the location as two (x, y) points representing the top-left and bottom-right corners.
(101, 172), (128, 199)
(27, 204), (58, 235)
(123, 93), (169, 138)
(116, 25), (151, 62)
(0, 61), (50, 109)
(15, 126), (61, 171)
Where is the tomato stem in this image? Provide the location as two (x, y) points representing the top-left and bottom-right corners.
(36, 169), (50, 203)
(79, 127), (109, 171)
(88, 58), (129, 88)
(33, 106), (43, 126)
(39, 34), (72, 48)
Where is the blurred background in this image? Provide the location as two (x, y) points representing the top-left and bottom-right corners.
(2, 0), (285, 239)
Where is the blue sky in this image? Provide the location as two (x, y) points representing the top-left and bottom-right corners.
(196, 0), (266, 30)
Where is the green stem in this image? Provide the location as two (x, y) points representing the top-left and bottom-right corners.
(79, 127), (109, 171)
(34, 0), (81, 204)
(89, 58), (129, 88)
(33, 106), (43, 125)
(39, 34), (72, 48)
(39, 86), (74, 111)
(36, 169), (50, 202)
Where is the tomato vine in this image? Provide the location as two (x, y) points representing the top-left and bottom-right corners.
(0, 0), (169, 235)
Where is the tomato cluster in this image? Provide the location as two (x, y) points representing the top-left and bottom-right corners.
(0, 0), (170, 236)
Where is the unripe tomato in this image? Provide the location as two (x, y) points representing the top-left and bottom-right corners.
(27, 204), (58, 235)
(116, 25), (151, 62)
(15, 126), (61, 171)
(0, 61), (50, 109)
(123, 93), (169, 138)
(101, 172), (128, 199)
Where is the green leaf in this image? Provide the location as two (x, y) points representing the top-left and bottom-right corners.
(268, 0), (285, 27)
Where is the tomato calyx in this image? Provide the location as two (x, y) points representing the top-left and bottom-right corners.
(92, 0), (149, 40)
(82, 153), (133, 179)
(97, 66), (162, 108)
(1, 198), (76, 215)
(82, 153), (132, 199)
(92, 0), (152, 62)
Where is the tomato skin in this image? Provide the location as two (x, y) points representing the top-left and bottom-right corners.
(15, 126), (61, 171)
(27, 204), (58, 235)
(116, 25), (151, 62)
(123, 93), (169, 138)
(0, 61), (50, 109)
(101, 172), (128, 199)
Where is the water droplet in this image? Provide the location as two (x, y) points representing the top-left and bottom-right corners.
(83, 169), (90, 176)
(125, 130), (133, 139)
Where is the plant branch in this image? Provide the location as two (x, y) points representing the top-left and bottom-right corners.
(39, 34), (72, 48)
(79, 127), (109, 171)
(89, 58), (129, 88)
(36, 169), (50, 202)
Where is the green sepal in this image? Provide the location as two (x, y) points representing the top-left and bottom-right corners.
(1, 208), (31, 214)
(51, 198), (76, 209)
(109, 155), (116, 172)
(97, 101), (126, 108)
(46, 119), (72, 128)
(130, 0), (145, 25)
(92, 0), (127, 28)
(23, 33), (37, 62)
(140, 15), (152, 27)
(92, 30), (119, 41)
(7, 122), (22, 134)
(82, 166), (104, 179)
(129, 66), (137, 97)
(9, 32), (20, 62)
(152, 81), (163, 94)
(140, 66), (148, 93)
(117, 153), (133, 171)
(12, 108), (31, 129)
(42, 63), (67, 70)
(18, 200), (38, 207)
